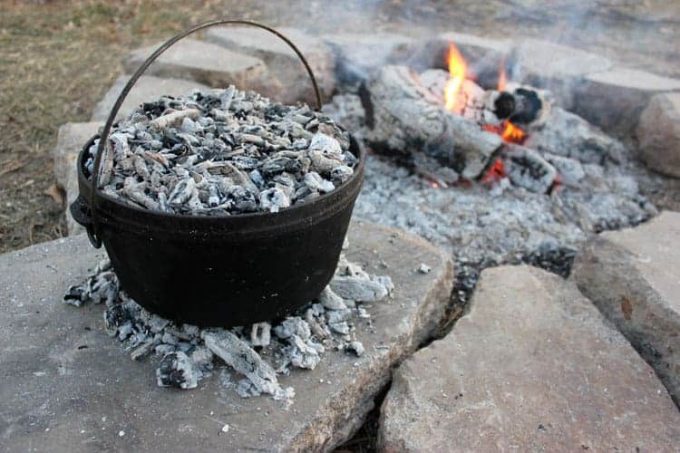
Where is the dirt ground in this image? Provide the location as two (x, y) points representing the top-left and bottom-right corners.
(1, 0), (680, 254)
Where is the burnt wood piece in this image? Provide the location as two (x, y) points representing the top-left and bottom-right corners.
(502, 143), (557, 193)
(362, 65), (502, 179)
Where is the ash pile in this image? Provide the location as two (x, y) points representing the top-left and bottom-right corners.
(86, 86), (356, 215)
(64, 249), (393, 401)
(322, 57), (656, 294)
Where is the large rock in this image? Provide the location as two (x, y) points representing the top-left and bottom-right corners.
(510, 39), (612, 109)
(572, 68), (680, 137)
(379, 265), (680, 452)
(410, 32), (511, 88)
(205, 27), (335, 106)
(123, 39), (266, 90)
(0, 221), (453, 452)
(52, 122), (102, 236)
(91, 75), (209, 122)
(573, 211), (680, 405)
(321, 33), (415, 92)
(636, 93), (680, 178)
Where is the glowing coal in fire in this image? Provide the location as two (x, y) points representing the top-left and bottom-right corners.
(497, 63), (526, 144)
(444, 43), (467, 113)
(444, 46), (526, 144)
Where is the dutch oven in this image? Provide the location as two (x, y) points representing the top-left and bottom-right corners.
(70, 20), (365, 327)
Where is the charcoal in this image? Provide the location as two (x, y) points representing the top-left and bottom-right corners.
(86, 87), (355, 216)
(346, 341), (365, 357)
(202, 329), (291, 400)
(502, 144), (558, 194)
(330, 276), (390, 302)
(156, 351), (199, 390)
(317, 286), (347, 310)
(64, 255), (392, 401)
(250, 322), (271, 347)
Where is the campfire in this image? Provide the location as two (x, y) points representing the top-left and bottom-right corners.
(357, 40), (623, 194)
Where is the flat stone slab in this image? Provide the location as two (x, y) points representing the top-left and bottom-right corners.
(91, 75), (209, 122)
(379, 265), (680, 452)
(123, 39), (266, 90)
(205, 27), (335, 105)
(510, 39), (612, 110)
(321, 33), (414, 91)
(637, 93), (680, 178)
(572, 67), (680, 136)
(0, 221), (453, 452)
(52, 122), (102, 236)
(573, 211), (680, 405)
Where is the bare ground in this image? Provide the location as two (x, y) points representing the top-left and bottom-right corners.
(1, 0), (679, 254)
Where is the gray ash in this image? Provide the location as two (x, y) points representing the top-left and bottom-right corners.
(64, 254), (392, 401)
(85, 86), (357, 215)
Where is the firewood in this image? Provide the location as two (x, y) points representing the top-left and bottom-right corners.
(362, 65), (502, 179)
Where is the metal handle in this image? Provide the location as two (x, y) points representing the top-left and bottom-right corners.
(86, 19), (322, 248)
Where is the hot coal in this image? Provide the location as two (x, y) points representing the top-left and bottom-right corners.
(64, 253), (392, 401)
(85, 86), (357, 215)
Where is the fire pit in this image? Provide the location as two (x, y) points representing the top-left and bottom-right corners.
(70, 21), (365, 327)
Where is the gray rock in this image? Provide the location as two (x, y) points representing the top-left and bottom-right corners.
(91, 75), (209, 122)
(0, 221), (453, 452)
(52, 122), (103, 235)
(572, 211), (680, 405)
(510, 39), (612, 109)
(123, 39), (266, 90)
(380, 265), (680, 452)
(572, 67), (680, 137)
(321, 33), (415, 91)
(205, 27), (335, 106)
(637, 92), (680, 178)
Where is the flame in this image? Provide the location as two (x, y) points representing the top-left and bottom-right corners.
(444, 43), (467, 112)
(497, 61), (507, 92)
(501, 121), (526, 143)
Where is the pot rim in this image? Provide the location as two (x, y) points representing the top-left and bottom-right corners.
(75, 133), (366, 237)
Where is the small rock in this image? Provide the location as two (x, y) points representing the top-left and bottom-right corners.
(417, 263), (431, 274)
(636, 93), (680, 178)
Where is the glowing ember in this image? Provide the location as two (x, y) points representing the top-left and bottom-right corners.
(444, 43), (467, 112)
(496, 62), (526, 144)
(501, 121), (526, 143)
(481, 158), (506, 184)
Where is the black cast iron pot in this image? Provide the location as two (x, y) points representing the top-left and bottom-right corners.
(70, 20), (365, 327)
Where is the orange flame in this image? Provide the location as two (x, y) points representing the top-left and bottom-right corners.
(496, 60), (526, 143)
(444, 43), (467, 112)
(501, 121), (526, 143)
(497, 61), (507, 92)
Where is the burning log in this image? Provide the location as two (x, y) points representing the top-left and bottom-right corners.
(361, 65), (502, 179)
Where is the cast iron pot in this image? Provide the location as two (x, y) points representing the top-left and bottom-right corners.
(70, 20), (365, 327)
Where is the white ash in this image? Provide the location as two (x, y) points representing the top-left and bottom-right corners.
(63, 255), (392, 401)
(85, 86), (357, 215)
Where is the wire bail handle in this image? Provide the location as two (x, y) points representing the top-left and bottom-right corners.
(86, 19), (322, 248)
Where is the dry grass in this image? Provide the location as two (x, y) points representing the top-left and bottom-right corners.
(0, 0), (253, 253)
